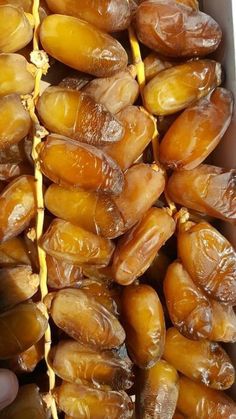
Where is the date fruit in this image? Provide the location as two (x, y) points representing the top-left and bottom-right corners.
(164, 261), (212, 340)
(0, 175), (36, 242)
(0, 302), (47, 359)
(121, 284), (165, 368)
(143, 60), (221, 115)
(113, 208), (175, 286)
(164, 328), (235, 390)
(50, 339), (133, 390)
(178, 221), (236, 305)
(36, 86), (124, 146)
(167, 164), (236, 223)
(135, 0), (222, 57)
(53, 381), (133, 419)
(41, 219), (115, 266)
(38, 134), (124, 195)
(45, 288), (125, 350)
(40, 14), (128, 77)
(44, 0), (131, 32)
(0, 4), (33, 52)
(160, 88), (233, 170)
(45, 184), (124, 239)
(177, 376), (236, 418)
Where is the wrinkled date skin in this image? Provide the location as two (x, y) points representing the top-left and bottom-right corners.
(45, 184), (125, 239)
(167, 164), (236, 223)
(50, 340), (133, 390)
(135, 0), (222, 58)
(0, 384), (47, 419)
(164, 261), (213, 340)
(160, 88), (233, 170)
(143, 60), (222, 116)
(46, 254), (83, 289)
(0, 175), (36, 243)
(0, 265), (39, 311)
(0, 237), (31, 267)
(0, 53), (34, 95)
(39, 15), (128, 77)
(0, 4), (33, 53)
(38, 134), (124, 195)
(164, 328), (235, 390)
(45, 288), (126, 350)
(0, 302), (47, 359)
(112, 208), (175, 286)
(53, 382), (133, 419)
(121, 284), (166, 368)
(41, 219), (115, 266)
(83, 68), (139, 114)
(103, 106), (154, 171)
(145, 250), (171, 283)
(114, 163), (166, 230)
(44, 0), (131, 32)
(0, 94), (31, 149)
(210, 299), (236, 343)
(178, 221), (236, 305)
(36, 87), (124, 146)
(177, 376), (236, 419)
(136, 360), (179, 419)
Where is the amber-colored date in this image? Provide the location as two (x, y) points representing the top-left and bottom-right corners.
(0, 302), (47, 359)
(177, 376), (236, 418)
(45, 184), (124, 239)
(121, 284), (165, 368)
(83, 67), (139, 114)
(0, 53), (34, 95)
(0, 94), (31, 149)
(36, 86), (124, 146)
(0, 384), (47, 419)
(143, 60), (221, 116)
(176, 0), (199, 8)
(0, 266), (39, 311)
(41, 219), (115, 266)
(164, 261), (213, 340)
(47, 254), (82, 289)
(136, 360), (179, 419)
(114, 163), (165, 230)
(0, 237), (30, 267)
(135, 0), (222, 57)
(45, 288), (125, 350)
(160, 88), (233, 170)
(167, 164), (236, 223)
(178, 221), (236, 305)
(40, 15), (128, 77)
(7, 340), (44, 374)
(44, 0), (131, 32)
(53, 382), (133, 419)
(210, 300), (236, 343)
(113, 208), (175, 286)
(144, 53), (177, 81)
(50, 340), (133, 390)
(0, 175), (36, 242)
(164, 328), (235, 390)
(103, 106), (154, 170)
(0, 5), (33, 52)
(38, 134), (124, 195)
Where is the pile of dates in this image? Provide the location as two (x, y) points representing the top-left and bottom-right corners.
(0, 0), (236, 418)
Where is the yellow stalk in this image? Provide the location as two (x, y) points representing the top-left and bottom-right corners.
(128, 25), (159, 163)
(29, 1), (58, 418)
